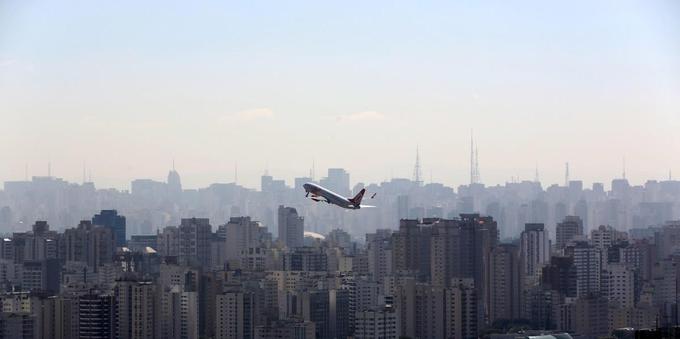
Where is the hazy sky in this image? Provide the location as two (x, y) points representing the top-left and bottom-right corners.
(1, 1), (678, 190)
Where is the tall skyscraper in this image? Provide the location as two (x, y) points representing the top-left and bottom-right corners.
(603, 263), (634, 309)
(178, 218), (211, 267)
(320, 168), (350, 196)
(489, 244), (521, 323)
(215, 289), (255, 339)
(157, 226), (180, 257)
(92, 210), (126, 247)
(224, 217), (271, 268)
(277, 206), (304, 249)
(556, 216), (584, 249)
(395, 279), (446, 338)
(157, 281), (199, 339)
(78, 293), (114, 339)
(63, 220), (115, 273)
(541, 256), (577, 299)
(391, 219), (432, 281)
(366, 229), (393, 283)
(354, 306), (398, 339)
(520, 223), (550, 283)
(0, 313), (35, 339)
(167, 165), (182, 200)
(446, 278), (480, 339)
(591, 225), (627, 250)
(114, 278), (156, 339)
(570, 242), (602, 297)
(456, 214), (498, 311)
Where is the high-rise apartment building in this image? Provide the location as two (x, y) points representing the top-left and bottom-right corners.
(277, 206), (304, 249)
(570, 242), (602, 297)
(320, 168), (350, 196)
(78, 293), (114, 339)
(354, 306), (398, 339)
(114, 278), (156, 339)
(489, 244), (521, 322)
(556, 216), (584, 249)
(63, 220), (114, 273)
(178, 218), (211, 267)
(215, 289), (256, 339)
(224, 217), (270, 268)
(520, 223), (550, 283)
(92, 210), (126, 247)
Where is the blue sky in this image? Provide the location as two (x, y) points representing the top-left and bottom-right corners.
(1, 1), (678, 189)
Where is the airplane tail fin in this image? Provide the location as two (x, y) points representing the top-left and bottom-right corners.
(349, 188), (366, 205)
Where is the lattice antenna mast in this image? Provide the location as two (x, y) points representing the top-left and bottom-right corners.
(622, 157), (627, 180)
(474, 145), (480, 184)
(470, 130), (480, 184)
(534, 164), (540, 183)
(565, 162), (570, 187)
(470, 130), (475, 185)
(413, 146), (423, 186)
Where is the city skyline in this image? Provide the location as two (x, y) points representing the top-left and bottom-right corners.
(2, 157), (676, 192)
(1, 1), (679, 189)
(1, 1), (679, 337)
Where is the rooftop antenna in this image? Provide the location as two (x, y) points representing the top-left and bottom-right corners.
(470, 129), (474, 185)
(412, 145), (423, 186)
(470, 129), (481, 185)
(88, 169), (92, 183)
(82, 161), (86, 184)
(622, 157), (626, 180)
(475, 145), (480, 183)
(311, 158), (316, 181)
(172, 159), (175, 171)
(534, 163), (540, 183)
(565, 162), (570, 187)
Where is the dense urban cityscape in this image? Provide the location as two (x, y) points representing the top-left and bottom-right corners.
(2, 1), (678, 338)
(0, 159), (678, 338)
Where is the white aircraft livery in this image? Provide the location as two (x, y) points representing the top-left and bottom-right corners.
(303, 182), (376, 209)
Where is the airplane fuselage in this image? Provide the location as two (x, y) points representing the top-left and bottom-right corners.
(303, 183), (360, 209)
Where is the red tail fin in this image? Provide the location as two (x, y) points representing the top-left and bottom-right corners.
(349, 189), (366, 205)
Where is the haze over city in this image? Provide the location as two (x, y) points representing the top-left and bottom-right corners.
(3, 2), (680, 339)
(1, 1), (679, 189)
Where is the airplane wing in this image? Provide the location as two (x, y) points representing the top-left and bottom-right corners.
(359, 205), (376, 208)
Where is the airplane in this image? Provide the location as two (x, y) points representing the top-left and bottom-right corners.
(303, 182), (376, 209)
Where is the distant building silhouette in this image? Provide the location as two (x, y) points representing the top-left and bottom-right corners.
(278, 205), (304, 249)
(320, 168), (350, 196)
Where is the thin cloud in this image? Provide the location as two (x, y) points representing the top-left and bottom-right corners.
(0, 59), (16, 67)
(336, 111), (386, 122)
(0, 58), (35, 73)
(220, 108), (274, 122)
